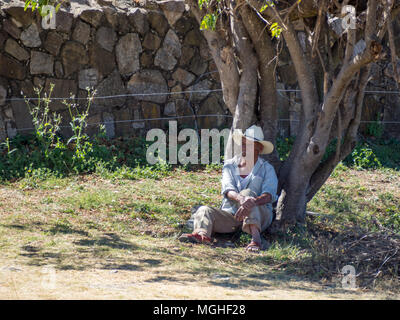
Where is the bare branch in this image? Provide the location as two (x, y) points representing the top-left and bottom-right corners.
(311, 0), (327, 58)
(365, 0), (377, 45)
(386, 0), (400, 86)
(344, 28), (356, 65)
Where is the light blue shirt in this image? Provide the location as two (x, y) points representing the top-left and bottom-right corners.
(220, 155), (278, 215)
(238, 174), (251, 190)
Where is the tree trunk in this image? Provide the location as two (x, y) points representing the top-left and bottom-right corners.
(276, 162), (309, 225)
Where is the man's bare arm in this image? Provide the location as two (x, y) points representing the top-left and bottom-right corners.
(226, 191), (244, 203)
(226, 191), (255, 210)
(254, 193), (272, 206)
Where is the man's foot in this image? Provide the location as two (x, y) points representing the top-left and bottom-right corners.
(246, 240), (261, 253)
(178, 233), (212, 245)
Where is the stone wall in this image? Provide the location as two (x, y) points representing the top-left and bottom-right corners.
(1, 0), (399, 142)
(0, 0), (229, 141)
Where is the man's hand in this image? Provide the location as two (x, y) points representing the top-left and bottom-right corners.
(226, 193), (257, 221)
(237, 195), (257, 210)
(235, 205), (250, 221)
(235, 195), (256, 221)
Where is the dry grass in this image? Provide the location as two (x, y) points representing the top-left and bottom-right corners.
(0, 166), (399, 299)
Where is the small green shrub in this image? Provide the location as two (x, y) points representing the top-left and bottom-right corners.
(237, 233), (252, 247)
(344, 143), (382, 169)
(276, 136), (295, 161)
(24, 0), (62, 15)
(18, 167), (62, 189)
(0, 84), (176, 183)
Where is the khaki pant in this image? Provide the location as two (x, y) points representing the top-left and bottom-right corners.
(193, 189), (273, 238)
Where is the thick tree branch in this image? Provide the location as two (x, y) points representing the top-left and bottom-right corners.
(239, 3), (281, 169)
(230, 1), (259, 129)
(306, 65), (371, 202)
(186, 0), (240, 114)
(344, 28), (356, 65)
(267, 9), (320, 118)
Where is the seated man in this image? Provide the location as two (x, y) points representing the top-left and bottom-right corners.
(179, 125), (279, 253)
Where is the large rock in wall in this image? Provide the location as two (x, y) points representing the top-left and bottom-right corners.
(0, 0), (228, 141)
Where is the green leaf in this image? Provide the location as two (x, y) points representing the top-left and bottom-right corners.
(198, 0), (209, 10)
(67, 136), (77, 145)
(260, 0), (275, 13)
(7, 148), (18, 156)
(270, 22), (282, 39)
(200, 13), (217, 31)
(260, 4), (268, 12)
(24, 1), (32, 11)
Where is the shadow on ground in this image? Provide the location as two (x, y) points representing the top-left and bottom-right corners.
(2, 215), (398, 296)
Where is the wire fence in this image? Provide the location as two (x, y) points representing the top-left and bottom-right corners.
(1, 87), (400, 135)
(2, 89), (225, 102)
(5, 88), (400, 102)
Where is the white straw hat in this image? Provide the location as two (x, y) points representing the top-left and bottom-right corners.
(232, 125), (274, 154)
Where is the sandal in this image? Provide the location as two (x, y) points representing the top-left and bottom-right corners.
(246, 240), (261, 253)
(178, 233), (212, 245)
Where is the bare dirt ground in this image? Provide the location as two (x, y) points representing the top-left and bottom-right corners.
(1, 257), (396, 300)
